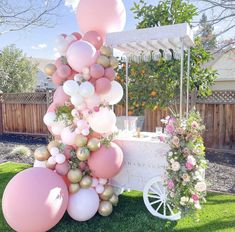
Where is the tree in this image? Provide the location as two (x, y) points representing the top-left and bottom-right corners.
(0, 0), (63, 34)
(0, 45), (38, 93)
(199, 13), (217, 51)
(117, 0), (217, 115)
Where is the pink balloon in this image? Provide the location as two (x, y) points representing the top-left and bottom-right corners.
(88, 142), (123, 178)
(66, 40), (97, 72)
(47, 102), (57, 112)
(2, 168), (68, 232)
(83, 31), (103, 50)
(55, 57), (67, 67)
(52, 72), (63, 86)
(85, 94), (101, 110)
(90, 64), (105, 79)
(56, 160), (69, 176)
(104, 67), (116, 81)
(95, 77), (111, 94)
(72, 32), (82, 40)
(63, 145), (75, 159)
(77, 0), (126, 36)
(53, 86), (70, 105)
(57, 64), (72, 79)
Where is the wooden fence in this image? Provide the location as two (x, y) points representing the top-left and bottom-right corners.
(0, 91), (235, 150)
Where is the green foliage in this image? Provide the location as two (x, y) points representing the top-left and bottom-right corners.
(116, 0), (217, 115)
(0, 45), (37, 93)
(199, 13), (217, 51)
(55, 105), (73, 126)
(11, 145), (31, 157)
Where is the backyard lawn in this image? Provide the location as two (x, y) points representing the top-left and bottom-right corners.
(0, 162), (235, 232)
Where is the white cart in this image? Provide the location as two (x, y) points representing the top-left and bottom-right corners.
(111, 133), (181, 221)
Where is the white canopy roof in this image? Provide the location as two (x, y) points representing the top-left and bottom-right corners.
(106, 23), (194, 60)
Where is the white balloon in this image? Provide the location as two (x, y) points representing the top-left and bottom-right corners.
(33, 160), (46, 168)
(81, 128), (90, 136)
(85, 94), (101, 110)
(91, 178), (99, 187)
(95, 184), (105, 194)
(51, 124), (64, 136)
(63, 80), (80, 96)
(43, 112), (56, 126)
(50, 147), (60, 156)
(101, 81), (123, 105)
(76, 102), (87, 111)
(79, 81), (95, 98)
(61, 127), (77, 145)
(55, 154), (66, 164)
(88, 107), (116, 134)
(71, 94), (84, 106)
(48, 156), (56, 165)
(67, 188), (99, 221)
(99, 178), (108, 185)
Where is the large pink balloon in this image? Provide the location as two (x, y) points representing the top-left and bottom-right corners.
(52, 72), (64, 86)
(2, 168), (68, 232)
(88, 142), (123, 178)
(90, 64), (104, 79)
(66, 40), (97, 72)
(83, 31), (103, 50)
(104, 67), (116, 81)
(57, 64), (72, 79)
(77, 0), (126, 36)
(95, 77), (111, 94)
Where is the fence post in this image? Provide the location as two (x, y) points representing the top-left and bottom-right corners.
(0, 94), (3, 134)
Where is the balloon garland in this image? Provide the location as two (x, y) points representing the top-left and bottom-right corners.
(2, 0), (126, 230)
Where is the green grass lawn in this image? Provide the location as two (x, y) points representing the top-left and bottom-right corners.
(1, 162), (235, 232)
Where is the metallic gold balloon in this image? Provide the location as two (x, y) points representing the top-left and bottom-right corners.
(67, 169), (82, 183)
(45, 160), (56, 170)
(109, 194), (119, 206)
(34, 146), (50, 161)
(44, 63), (57, 76)
(109, 56), (119, 69)
(76, 147), (90, 161)
(96, 55), (110, 68)
(69, 183), (80, 194)
(100, 46), (113, 57)
(87, 138), (100, 152)
(80, 175), (92, 188)
(47, 140), (60, 151)
(75, 134), (88, 147)
(100, 185), (114, 200)
(98, 201), (113, 217)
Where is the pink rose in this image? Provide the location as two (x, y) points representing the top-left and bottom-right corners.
(192, 194), (199, 202)
(185, 162), (193, 170)
(168, 117), (176, 125)
(166, 124), (174, 134)
(167, 180), (174, 190)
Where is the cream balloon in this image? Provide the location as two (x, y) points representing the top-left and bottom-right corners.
(88, 107), (116, 134)
(67, 188), (99, 221)
(61, 127), (77, 145)
(85, 94), (101, 110)
(101, 81), (123, 105)
(63, 80), (80, 96)
(55, 154), (66, 164)
(33, 160), (46, 168)
(71, 94), (84, 106)
(43, 112), (56, 126)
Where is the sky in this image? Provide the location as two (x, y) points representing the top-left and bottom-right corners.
(0, 0), (156, 60)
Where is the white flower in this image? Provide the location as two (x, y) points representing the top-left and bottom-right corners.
(171, 161), (180, 171)
(168, 151), (173, 156)
(182, 173), (190, 182)
(180, 196), (189, 205)
(195, 181), (207, 192)
(187, 155), (196, 166)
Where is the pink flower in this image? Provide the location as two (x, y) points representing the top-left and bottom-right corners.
(176, 127), (185, 135)
(159, 135), (166, 142)
(191, 121), (199, 129)
(192, 194), (199, 202)
(172, 136), (180, 148)
(167, 180), (174, 190)
(186, 162), (193, 170)
(166, 124), (174, 134)
(168, 117), (176, 125)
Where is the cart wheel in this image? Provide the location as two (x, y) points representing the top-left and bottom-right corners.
(143, 177), (181, 221)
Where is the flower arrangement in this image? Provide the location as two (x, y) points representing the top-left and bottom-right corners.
(163, 111), (207, 216)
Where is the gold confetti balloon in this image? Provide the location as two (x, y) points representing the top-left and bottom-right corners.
(80, 175), (92, 188)
(69, 183), (80, 194)
(100, 185), (114, 200)
(67, 169), (83, 183)
(98, 201), (113, 217)
(76, 147), (90, 161)
(75, 134), (88, 147)
(109, 56), (119, 69)
(87, 138), (100, 152)
(100, 46), (113, 57)
(109, 194), (119, 206)
(47, 140), (60, 151)
(44, 63), (57, 76)
(96, 55), (110, 68)
(34, 146), (50, 161)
